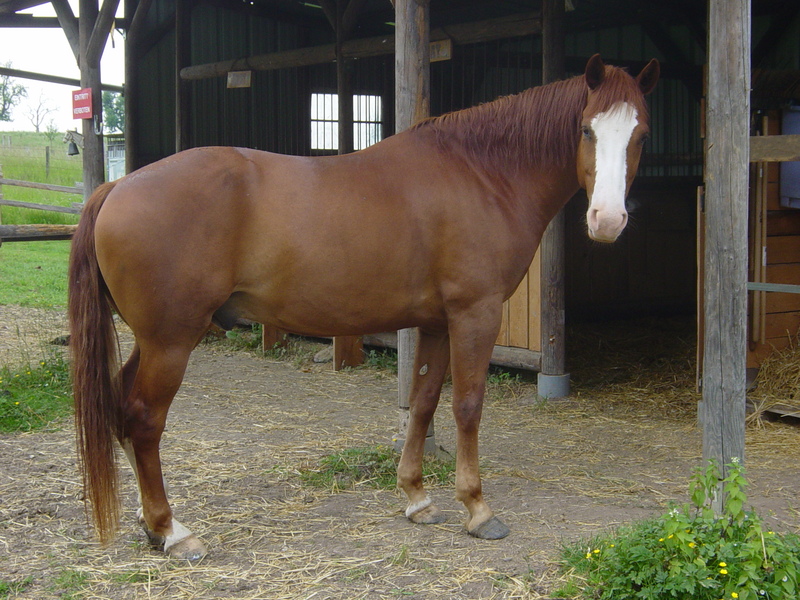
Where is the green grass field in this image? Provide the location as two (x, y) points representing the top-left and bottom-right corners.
(1, 131), (79, 308)
(0, 130), (83, 225)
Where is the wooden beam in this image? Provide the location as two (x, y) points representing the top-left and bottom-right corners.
(750, 134), (800, 163)
(0, 224), (78, 242)
(175, 0), (191, 153)
(702, 0), (750, 480)
(0, 66), (123, 92)
(332, 0), (362, 370)
(86, 0), (120, 67)
(180, 11), (541, 81)
(79, 0), (105, 200)
(51, 0), (80, 60)
(125, 0), (154, 174)
(538, 0), (568, 397)
(394, 0), (432, 452)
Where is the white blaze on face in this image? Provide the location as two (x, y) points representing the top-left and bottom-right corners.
(587, 102), (639, 242)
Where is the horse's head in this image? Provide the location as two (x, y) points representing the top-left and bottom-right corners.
(577, 54), (659, 243)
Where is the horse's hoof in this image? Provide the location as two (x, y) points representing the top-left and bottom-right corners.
(165, 535), (207, 561)
(467, 516), (510, 540)
(408, 502), (446, 525)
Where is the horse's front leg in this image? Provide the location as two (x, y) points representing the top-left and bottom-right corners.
(396, 329), (450, 525)
(448, 300), (510, 539)
(120, 342), (207, 560)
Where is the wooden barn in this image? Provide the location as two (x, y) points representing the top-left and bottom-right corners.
(2, 0), (800, 467)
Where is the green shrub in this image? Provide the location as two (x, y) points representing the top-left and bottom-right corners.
(559, 459), (800, 600)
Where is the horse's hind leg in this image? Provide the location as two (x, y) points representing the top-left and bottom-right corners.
(119, 339), (206, 560)
(397, 330), (449, 525)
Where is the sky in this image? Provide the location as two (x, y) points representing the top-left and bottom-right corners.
(0, 1), (124, 132)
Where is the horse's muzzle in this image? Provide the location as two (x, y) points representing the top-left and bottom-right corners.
(587, 207), (628, 243)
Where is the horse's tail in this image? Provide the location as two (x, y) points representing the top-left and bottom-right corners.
(68, 181), (122, 544)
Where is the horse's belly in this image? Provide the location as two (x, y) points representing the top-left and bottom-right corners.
(229, 277), (445, 338)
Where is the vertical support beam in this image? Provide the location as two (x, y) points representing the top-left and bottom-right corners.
(538, 0), (569, 399)
(175, 0), (191, 153)
(79, 0), (105, 200)
(332, 0), (363, 369)
(702, 0), (750, 480)
(394, 0), (433, 453)
(125, 0), (152, 174)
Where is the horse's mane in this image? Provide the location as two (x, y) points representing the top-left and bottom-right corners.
(413, 65), (649, 174)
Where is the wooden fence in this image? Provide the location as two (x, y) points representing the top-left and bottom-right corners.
(0, 165), (82, 245)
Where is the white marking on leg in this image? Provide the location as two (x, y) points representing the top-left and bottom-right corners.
(163, 518), (195, 553)
(405, 496), (433, 518)
(419, 364), (428, 376)
(121, 438), (143, 507)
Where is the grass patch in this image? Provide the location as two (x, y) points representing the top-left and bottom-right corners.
(49, 568), (89, 600)
(0, 354), (72, 433)
(558, 460), (800, 600)
(0, 577), (33, 600)
(0, 240), (71, 308)
(300, 444), (455, 491)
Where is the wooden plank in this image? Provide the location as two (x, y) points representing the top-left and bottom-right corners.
(766, 235), (800, 265)
(363, 332), (542, 372)
(508, 273), (529, 348)
(0, 224), (78, 241)
(0, 178), (82, 194)
(763, 311), (800, 340)
(750, 134), (800, 163)
(702, 0), (749, 475)
(767, 209), (800, 236)
(528, 249), (542, 352)
(0, 199), (82, 214)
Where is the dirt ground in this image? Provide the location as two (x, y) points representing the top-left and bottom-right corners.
(1, 306), (800, 599)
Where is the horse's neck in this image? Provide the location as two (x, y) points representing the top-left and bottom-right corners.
(422, 77), (585, 185)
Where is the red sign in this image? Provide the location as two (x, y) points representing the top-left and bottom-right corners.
(72, 88), (93, 119)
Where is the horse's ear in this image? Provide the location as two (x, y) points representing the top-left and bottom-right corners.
(636, 59), (660, 95)
(584, 54), (605, 90)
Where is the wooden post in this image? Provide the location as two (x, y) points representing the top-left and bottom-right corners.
(175, 0), (191, 153)
(702, 0), (750, 483)
(125, 0), (152, 174)
(537, 0), (569, 399)
(332, 0), (364, 370)
(79, 0), (106, 200)
(394, 0), (433, 453)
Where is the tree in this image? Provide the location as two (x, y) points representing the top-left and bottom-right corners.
(44, 120), (60, 145)
(25, 91), (55, 133)
(0, 61), (27, 122)
(102, 91), (125, 133)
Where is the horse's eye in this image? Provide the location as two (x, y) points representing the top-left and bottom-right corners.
(581, 126), (593, 141)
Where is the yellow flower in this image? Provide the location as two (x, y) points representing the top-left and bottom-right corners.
(593, 549), (600, 554)
(659, 538), (665, 542)
(719, 562), (727, 567)
(720, 568), (729, 575)
(688, 542), (696, 548)
(585, 552), (592, 559)
(668, 534), (674, 539)
(731, 594), (739, 599)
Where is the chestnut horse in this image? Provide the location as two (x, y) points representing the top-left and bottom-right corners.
(69, 54), (658, 559)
